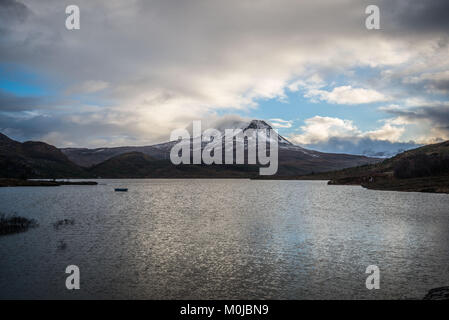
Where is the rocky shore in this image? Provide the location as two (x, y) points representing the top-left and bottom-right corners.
(328, 175), (449, 194)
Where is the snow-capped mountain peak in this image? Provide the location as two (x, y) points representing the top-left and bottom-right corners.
(243, 120), (273, 131)
(241, 120), (293, 146)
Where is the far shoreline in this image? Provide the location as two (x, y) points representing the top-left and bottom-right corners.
(0, 178), (98, 187)
(253, 174), (449, 194)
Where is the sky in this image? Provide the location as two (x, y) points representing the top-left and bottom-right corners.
(1, 0), (449, 157)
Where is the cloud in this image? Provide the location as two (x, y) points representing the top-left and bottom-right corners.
(0, 0), (448, 148)
(405, 70), (449, 94)
(0, 89), (40, 111)
(379, 0), (449, 34)
(364, 122), (405, 141)
(288, 74), (325, 92)
(291, 116), (360, 144)
(268, 118), (293, 128)
(0, 0), (30, 25)
(291, 116), (407, 144)
(382, 104), (449, 143)
(66, 80), (110, 95)
(305, 86), (389, 105)
(289, 115), (418, 156)
(296, 137), (420, 157)
(403, 97), (449, 107)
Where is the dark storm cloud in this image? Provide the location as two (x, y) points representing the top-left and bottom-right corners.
(386, 105), (449, 125)
(0, 113), (60, 138)
(0, 89), (39, 111)
(0, 112), (137, 145)
(0, 0), (30, 24)
(385, 105), (449, 136)
(427, 79), (449, 94)
(379, 0), (449, 34)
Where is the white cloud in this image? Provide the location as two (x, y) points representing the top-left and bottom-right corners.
(269, 118), (293, 128)
(305, 86), (389, 105)
(290, 116), (406, 145)
(288, 115), (419, 156)
(290, 116), (360, 144)
(288, 74), (325, 92)
(364, 122), (405, 141)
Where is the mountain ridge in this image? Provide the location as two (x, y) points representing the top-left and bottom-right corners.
(60, 119), (377, 170)
(1, 120), (381, 178)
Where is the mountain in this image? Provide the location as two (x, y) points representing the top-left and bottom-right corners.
(61, 145), (167, 167)
(60, 120), (292, 167)
(0, 120), (381, 179)
(0, 133), (87, 179)
(62, 119), (380, 176)
(301, 140), (449, 193)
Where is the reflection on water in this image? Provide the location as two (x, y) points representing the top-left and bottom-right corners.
(1, 179), (449, 299)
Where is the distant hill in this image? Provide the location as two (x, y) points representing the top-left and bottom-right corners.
(0, 133), (87, 179)
(297, 140), (449, 193)
(61, 145), (167, 167)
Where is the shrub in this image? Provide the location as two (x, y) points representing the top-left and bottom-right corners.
(0, 214), (38, 236)
(394, 154), (449, 178)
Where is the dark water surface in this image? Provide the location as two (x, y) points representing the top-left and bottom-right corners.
(1, 179), (448, 299)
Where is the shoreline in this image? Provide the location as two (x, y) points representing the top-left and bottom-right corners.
(329, 175), (449, 194)
(252, 174), (449, 194)
(2, 176), (448, 194)
(0, 178), (98, 187)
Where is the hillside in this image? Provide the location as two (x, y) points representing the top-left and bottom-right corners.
(0, 133), (87, 179)
(296, 140), (449, 193)
(88, 151), (260, 178)
(61, 145), (167, 167)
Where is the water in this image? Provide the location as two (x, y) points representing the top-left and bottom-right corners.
(1, 179), (449, 299)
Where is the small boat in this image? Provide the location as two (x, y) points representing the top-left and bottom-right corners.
(114, 188), (128, 192)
